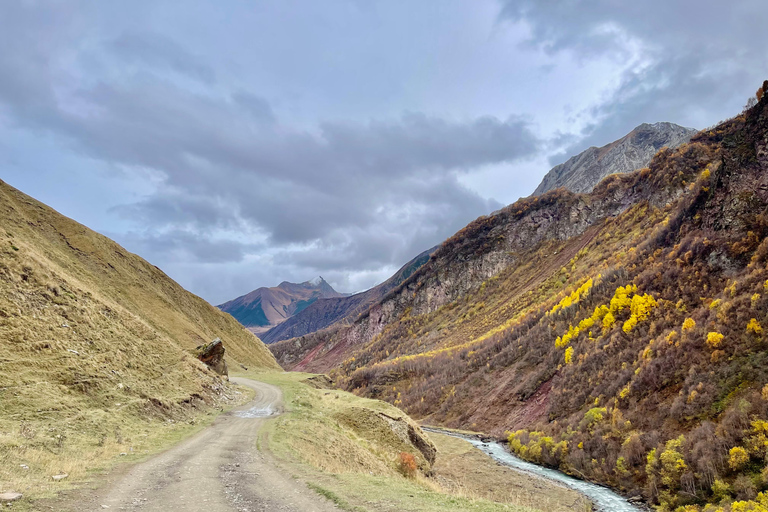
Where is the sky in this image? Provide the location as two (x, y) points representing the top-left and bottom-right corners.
(1, 1), (765, 305)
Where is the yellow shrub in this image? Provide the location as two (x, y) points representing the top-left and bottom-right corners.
(682, 318), (696, 331)
(564, 346), (574, 365)
(729, 446), (750, 471)
(707, 332), (724, 349)
(603, 312), (616, 331)
(748, 318), (763, 335)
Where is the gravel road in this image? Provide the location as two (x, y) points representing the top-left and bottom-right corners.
(48, 377), (339, 512)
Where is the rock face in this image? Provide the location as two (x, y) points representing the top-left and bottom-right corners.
(196, 338), (228, 376)
(218, 277), (344, 336)
(378, 412), (437, 466)
(533, 122), (697, 196)
(261, 247), (435, 344)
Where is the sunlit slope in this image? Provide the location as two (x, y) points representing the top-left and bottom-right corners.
(0, 179), (278, 495)
(278, 85), (768, 510)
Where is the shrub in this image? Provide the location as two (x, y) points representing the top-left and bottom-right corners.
(397, 452), (417, 478)
(729, 446), (750, 471)
(707, 332), (724, 349)
(683, 318), (696, 331)
(712, 478), (732, 501)
(747, 318), (763, 335)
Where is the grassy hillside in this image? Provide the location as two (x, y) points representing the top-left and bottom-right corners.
(252, 371), (589, 512)
(0, 179), (278, 498)
(277, 83), (768, 511)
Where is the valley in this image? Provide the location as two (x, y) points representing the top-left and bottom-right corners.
(267, 83), (768, 511)
(3, 4), (766, 512)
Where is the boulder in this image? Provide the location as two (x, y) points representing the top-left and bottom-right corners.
(0, 492), (22, 502)
(195, 338), (228, 376)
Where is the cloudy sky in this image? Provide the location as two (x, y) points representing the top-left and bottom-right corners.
(1, 1), (765, 304)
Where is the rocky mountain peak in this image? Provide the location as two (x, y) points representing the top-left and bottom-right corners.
(532, 122), (697, 196)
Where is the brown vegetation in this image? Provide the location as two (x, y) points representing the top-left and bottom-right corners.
(275, 82), (768, 511)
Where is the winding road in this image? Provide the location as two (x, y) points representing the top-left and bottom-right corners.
(55, 378), (339, 512)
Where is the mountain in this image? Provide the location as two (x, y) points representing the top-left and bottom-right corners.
(218, 277), (344, 335)
(261, 246), (436, 344)
(533, 122), (697, 196)
(0, 179), (279, 491)
(272, 84), (768, 511)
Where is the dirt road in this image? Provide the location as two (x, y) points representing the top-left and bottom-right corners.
(52, 378), (339, 512)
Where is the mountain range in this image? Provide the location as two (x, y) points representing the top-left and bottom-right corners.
(217, 276), (344, 335)
(268, 84), (768, 511)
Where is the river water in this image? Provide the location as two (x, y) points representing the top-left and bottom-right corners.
(425, 428), (644, 512)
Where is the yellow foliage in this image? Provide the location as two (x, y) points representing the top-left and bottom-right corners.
(753, 293), (762, 304)
(667, 330), (679, 345)
(564, 346), (574, 365)
(729, 446), (750, 471)
(549, 278), (595, 315)
(747, 318), (763, 335)
(603, 311), (616, 331)
(707, 331), (724, 349)
(710, 298), (722, 309)
(659, 436), (687, 488)
(619, 385), (631, 399)
(623, 316), (638, 334)
(682, 318), (696, 331)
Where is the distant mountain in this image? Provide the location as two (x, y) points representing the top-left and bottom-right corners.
(261, 247), (436, 344)
(533, 122), (697, 196)
(218, 277), (344, 335)
(268, 86), (768, 512)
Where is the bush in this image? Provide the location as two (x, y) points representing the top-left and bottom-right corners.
(730, 446), (750, 471)
(397, 452), (417, 478)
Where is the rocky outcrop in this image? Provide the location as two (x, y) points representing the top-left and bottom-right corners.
(533, 122), (697, 196)
(195, 338), (228, 376)
(378, 412), (437, 466)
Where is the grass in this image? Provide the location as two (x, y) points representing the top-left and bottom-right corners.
(0, 179), (278, 504)
(246, 371), (584, 512)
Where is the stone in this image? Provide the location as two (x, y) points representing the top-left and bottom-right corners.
(194, 338), (228, 376)
(0, 493), (22, 502)
(51, 474), (68, 481)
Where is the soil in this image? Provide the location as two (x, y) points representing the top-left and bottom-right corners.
(35, 378), (339, 512)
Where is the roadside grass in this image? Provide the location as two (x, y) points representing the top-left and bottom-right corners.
(247, 371), (580, 512)
(1, 383), (254, 509)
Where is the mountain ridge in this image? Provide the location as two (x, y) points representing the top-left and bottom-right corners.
(218, 276), (344, 335)
(533, 121), (697, 196)
(271, 84), (768, 511)
(261, 247), (436, 344)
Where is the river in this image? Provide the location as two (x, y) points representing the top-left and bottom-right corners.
(424, 427), (645, 512)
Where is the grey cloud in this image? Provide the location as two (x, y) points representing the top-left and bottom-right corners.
(110, 31), (216, 84)
(500, 0), (768, 156)
(0, 3), (540, 302)
(117, 230), (262, 265)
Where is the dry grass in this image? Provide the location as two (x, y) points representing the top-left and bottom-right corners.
(0, 179), (277, 501)
(251, 371), (584, 512)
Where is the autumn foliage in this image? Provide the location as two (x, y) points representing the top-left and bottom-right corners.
(397, 452), (417, 478)
(275, 83), (768, 512)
